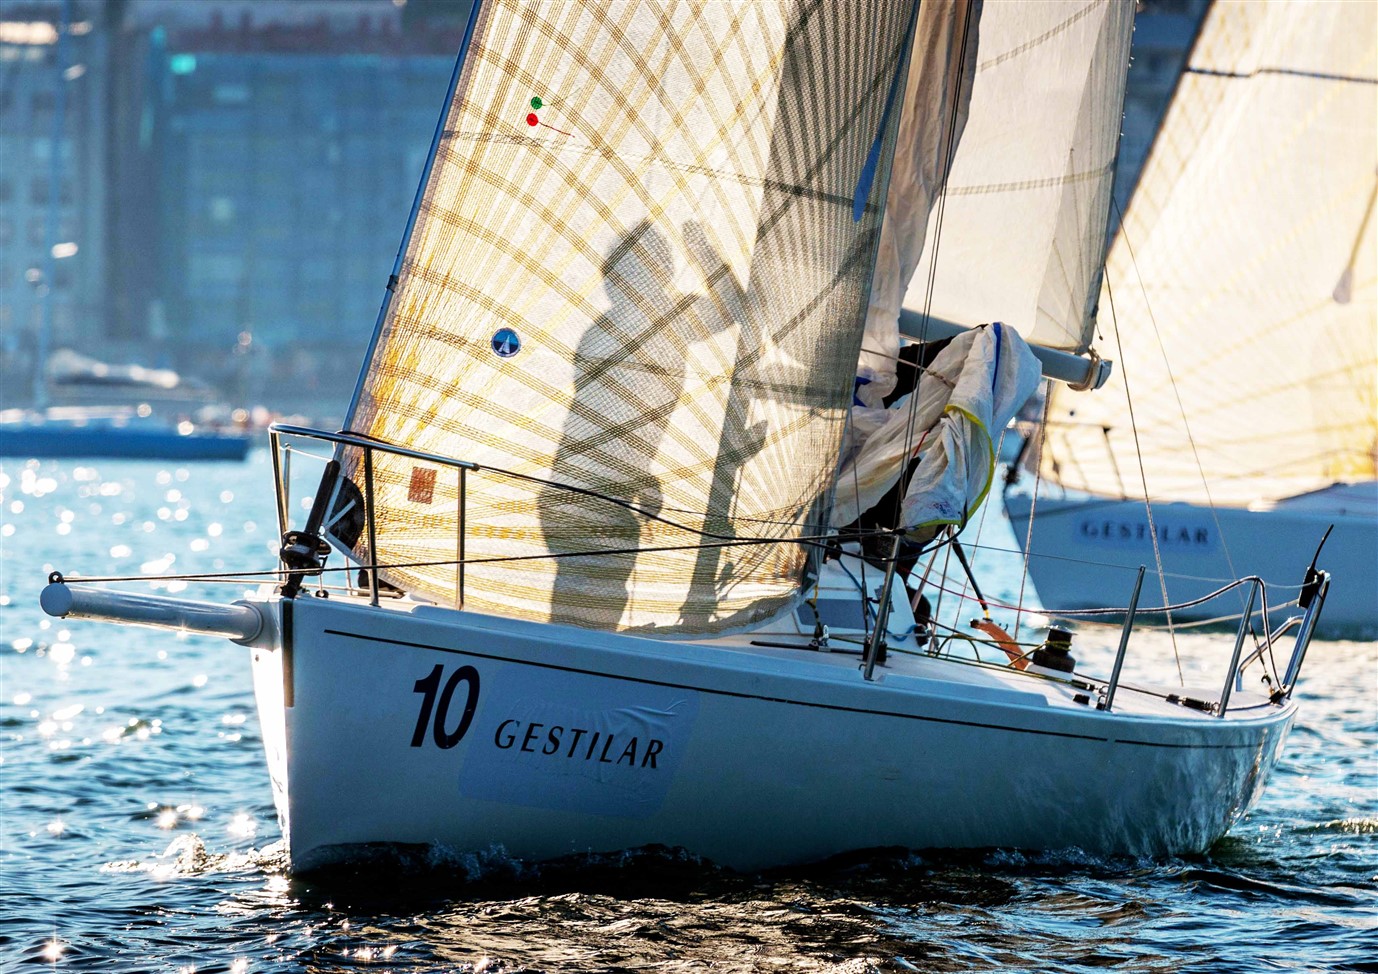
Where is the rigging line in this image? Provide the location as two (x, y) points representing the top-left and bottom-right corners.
(1037, 575), (1272, 617)
(1255, 584), (1275, 675)
(939, 398), (1001, 626)
(1109, 194), (1243, 611)
(833, 559), (875, 630)
(923, 625), (1268, 705)
(1102, 264), (1183, 683)
(334, 432), (864, 535)
(919, 572), (1286, 621)
(477, 461), (795, 543)
(912, 539), (943, 612)
(1017, 544), (1299, 589)
(961, 440), (1003, 622)
(949, 538), (989, 617)
(1108, 601), (1298, 634)
(856, 339), (938, 368)
(920, 619), (1036, 650)
(848, 401), (873, 642)
(932, 526), (958, 635)
(1014, 378), (1053, 641)
(1100, 424), (1128, 498)
(58, 530), (859, 587)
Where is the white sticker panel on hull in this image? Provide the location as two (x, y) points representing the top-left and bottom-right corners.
(458, 667), (700, 819)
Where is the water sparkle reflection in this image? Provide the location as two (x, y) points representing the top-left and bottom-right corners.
(0, 453), (1374, 972)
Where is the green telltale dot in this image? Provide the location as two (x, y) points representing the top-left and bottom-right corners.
(530, 96), (543, 110)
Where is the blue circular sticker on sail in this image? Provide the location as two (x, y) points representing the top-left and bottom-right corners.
(491, 328), (521, 358)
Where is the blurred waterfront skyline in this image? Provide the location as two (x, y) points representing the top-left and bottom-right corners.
(0, 0), (1205, 426)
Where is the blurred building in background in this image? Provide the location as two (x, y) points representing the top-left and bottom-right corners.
(1, 0), (1200, 423)
(2, 0), (468, 421)
(134, 0), (469, 415)
(0, 0), (112, 401)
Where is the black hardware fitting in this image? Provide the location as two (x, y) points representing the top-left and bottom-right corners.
(1032, 627), (1077, 673)
(1298, 525), (1332, 609)
(279, 530), (329, 598)
(1165, 693), (1216, 714)
(280, 460), (339, 598)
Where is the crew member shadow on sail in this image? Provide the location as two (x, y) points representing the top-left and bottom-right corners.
(541, 220), (750, 630)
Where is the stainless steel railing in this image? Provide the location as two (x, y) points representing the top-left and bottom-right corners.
(270, 425), (1330, 712)
(269, 424), (478, 609)
(1098, 569), (1328, 717)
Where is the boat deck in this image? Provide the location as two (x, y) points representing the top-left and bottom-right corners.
(312, 544), (1282, 729)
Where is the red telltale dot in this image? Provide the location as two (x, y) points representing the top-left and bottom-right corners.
(526, 113), (538, 127)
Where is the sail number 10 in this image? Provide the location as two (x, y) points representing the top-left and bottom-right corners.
(410, 663), (480, 748)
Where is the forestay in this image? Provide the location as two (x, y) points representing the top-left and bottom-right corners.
(340, 1), (971, 634)
(1040, 0), (1378, 507)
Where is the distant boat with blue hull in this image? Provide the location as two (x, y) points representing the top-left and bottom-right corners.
(1005, 0), (1377, 639)
(0, 410), (251, 462)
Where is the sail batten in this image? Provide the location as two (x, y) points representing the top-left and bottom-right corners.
(1040, 0), (1378, 508)
(340, 0), (967, 634)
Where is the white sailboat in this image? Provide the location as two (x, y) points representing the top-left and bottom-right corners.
(41, 0), (1336, 874)
(1004, 0), (1376, 639)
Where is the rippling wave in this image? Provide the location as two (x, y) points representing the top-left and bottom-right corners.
(2, 456), (1375, 972)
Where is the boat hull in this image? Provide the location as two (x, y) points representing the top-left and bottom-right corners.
(1003, 488), (1377, 638)
(252, 593), (1296, 872)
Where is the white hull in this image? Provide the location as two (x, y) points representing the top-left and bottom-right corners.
(1003, 484), (1377, 638)
(249, 586), (1296, 872)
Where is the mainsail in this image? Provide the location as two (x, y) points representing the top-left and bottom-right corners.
(894, 0), (1133, 357)
(1039, 0), (1378, 507)
(340, 1), (973, 633)
(836, 0), (1132, 531)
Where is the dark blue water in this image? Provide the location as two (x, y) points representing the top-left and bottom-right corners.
(3, 453), (1375, 972)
